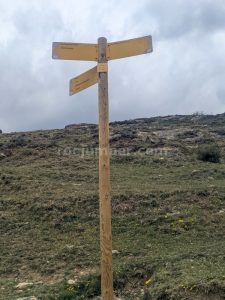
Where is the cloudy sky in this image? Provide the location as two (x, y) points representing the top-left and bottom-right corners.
(1, 0), (225, 132)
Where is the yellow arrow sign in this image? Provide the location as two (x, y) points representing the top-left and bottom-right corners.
(52, 42), (98, 61)
(107, 35), (153, 60)
(69, 66), (98, 95)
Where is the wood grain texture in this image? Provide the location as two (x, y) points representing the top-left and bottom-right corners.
(69, 66), (98, 95)
(98, 37), (114, 300)
(107, 35), (153, 60)
(52, 42), (98, 61)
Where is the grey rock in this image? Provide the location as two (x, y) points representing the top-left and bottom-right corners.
(16, 297), (38, 300)
(15, 282), (34, 289)
(112, 250), (120, 255)
(67, 279), (77, 285)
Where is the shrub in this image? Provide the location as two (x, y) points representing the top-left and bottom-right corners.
(7, 136), (28, 148)
(197, 144), (221, 163)
(57, 274), (101, 300)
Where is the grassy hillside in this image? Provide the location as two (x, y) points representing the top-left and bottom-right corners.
(0, 113), (225, 299)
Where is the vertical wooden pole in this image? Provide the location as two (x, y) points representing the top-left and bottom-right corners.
(98, 37), (113, 300)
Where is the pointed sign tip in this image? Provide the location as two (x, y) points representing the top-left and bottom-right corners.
(146, 47), (153, 54)
(52, 54), (59, 59)
(69, 82), (72, 96)
(52, 42), (59, 59)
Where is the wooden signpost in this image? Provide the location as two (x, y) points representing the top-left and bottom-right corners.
(52, 35), (153, 300)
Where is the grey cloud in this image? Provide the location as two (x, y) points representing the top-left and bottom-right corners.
(138, 0), (225, 40)
(0, 0), (225, 132)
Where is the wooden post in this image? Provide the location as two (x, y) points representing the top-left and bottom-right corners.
(53, 34), (152, 300)
(98, 37), (114, 300)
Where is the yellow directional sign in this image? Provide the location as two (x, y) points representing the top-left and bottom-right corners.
(107, 35), (152, 60)
(52, 42), (98, 61)
(69, 66), (98, 95)
(52, 36), (152, 62)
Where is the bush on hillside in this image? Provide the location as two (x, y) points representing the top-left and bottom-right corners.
(197, 144), (221, 163)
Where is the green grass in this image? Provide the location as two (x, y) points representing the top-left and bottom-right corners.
(0, 114), (225, 299)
